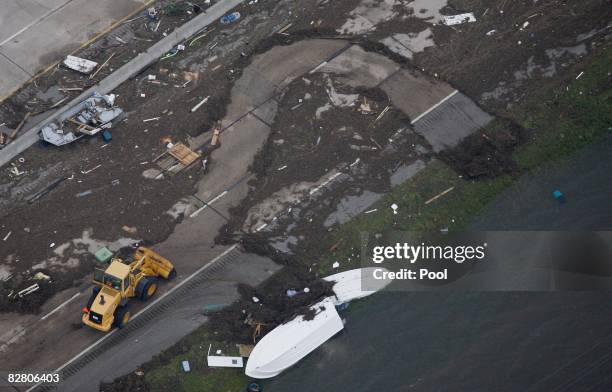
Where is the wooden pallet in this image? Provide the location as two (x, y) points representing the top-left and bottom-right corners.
(168, 142), (200, 166)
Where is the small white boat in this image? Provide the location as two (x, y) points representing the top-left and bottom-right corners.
(323, 267), (391, 305)
(245, 299), (343, 379)
(245, 268), (390, 379)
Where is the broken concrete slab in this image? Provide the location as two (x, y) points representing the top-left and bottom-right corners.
(316, 45), (400, 88)
(412, 91), (494, 152)
(379, 69), (456, 121)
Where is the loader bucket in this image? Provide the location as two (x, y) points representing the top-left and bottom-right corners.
(134, 247), (175, 279)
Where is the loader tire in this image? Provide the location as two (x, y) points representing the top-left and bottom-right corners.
(139, 278), (158, 301)
(113, 306), (130, 329)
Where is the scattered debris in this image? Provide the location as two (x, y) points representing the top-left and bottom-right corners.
(211, 129), (221, 146)
(425, 186), (455, 205)
(390, 203), (398, 214)
(63, 55), (98, 74)
(207, 344), (244, 368)
(76, 190), (93, 198)
(191, 96), (210, 112)
(359, 97), (372, 113)
(332, 262), (340, 269)
(220, 12), (241, 24)
(9, 112), (31, 142)
(143, 117), (161, 122)
(576, 71), (585, 80)
(181, 360), (191, 373)
(154, 142), (201, 174)
(33, 272), (51, 281)
(552, 189), (566, 203)
(443, 13), (477, 26)
(2, 231), (11, 241)
(252, 296), (260, 303)
(40, 122), (80, 146)
(18, 283), (40, 298)
(364, 209), (377, 214)
(122, 225), (138, 234)
(276, 23), (292, 35)
(89, 53), (116, 80)
(286, 289), (298, 297)
(40, 93), (122, 146)
(80, 164), (101, 174)
(238, 344), (254, 357)
(49, 97), (69, 109)
(374, 105), (390, 123)
(95, 247), (114, 263)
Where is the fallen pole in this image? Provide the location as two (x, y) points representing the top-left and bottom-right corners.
(425, 186), (455, 205)
(9, 112), (31, 141)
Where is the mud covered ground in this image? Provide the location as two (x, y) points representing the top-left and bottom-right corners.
(0, 0), (609, 382)
(0, 0), (307, 312)
(84, 0), (612, 391)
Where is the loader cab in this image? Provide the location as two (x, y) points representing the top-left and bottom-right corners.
(93, 259), (131, 294)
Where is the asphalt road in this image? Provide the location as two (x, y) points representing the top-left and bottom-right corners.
(0, 0), (150, 100)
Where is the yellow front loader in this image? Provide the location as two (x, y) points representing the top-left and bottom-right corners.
(82, 247), (176, 332)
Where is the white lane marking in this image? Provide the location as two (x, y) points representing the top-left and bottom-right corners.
(309, 60), (328, 74)
(26, 244), (238, 392)
(410, 89), (459, 125)
(0, 0), (73, 47)
(40, 292), (82, 321)
(189, 190), (228, 218)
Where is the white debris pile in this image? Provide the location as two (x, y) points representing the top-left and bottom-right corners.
(76, 93), (123, 127)
(443, 13), (476, 26)
(63, 55), (98, 74)
(39, 92), (123, 146)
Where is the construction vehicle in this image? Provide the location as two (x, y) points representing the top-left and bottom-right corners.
(82, 247), (176, 332)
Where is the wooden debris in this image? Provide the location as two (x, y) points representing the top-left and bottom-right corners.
(425, 186), (455, 205)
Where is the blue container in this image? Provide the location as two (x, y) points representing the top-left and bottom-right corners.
(102, 130), (112, 142)
(220, 11), (240, 24)
(552, 190), (565, 203)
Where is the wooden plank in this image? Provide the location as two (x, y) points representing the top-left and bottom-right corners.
(168, 142), (200, 166)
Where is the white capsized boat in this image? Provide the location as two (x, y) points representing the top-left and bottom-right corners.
(245, 299), (343, 379)
(323, 267), (391, 305)
(245, 268), (390, 379)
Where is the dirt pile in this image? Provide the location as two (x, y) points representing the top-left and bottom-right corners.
(208, 262), (335, 344)
(440, 118), (528, 179)
(100, 371), (149, 392)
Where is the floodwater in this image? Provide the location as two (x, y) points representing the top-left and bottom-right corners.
(263, 135), (612, 391)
